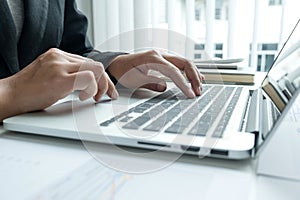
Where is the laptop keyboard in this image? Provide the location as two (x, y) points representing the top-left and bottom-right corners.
(100, 85), (243, 138)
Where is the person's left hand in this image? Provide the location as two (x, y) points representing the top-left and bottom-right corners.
(107, 50), (205, 98)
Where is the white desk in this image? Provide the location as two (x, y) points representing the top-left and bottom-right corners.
(1, 127), (300, 200)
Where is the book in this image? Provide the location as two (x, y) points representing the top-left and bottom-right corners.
(194, 58), (244, 64)
(196, 63), (238, 70)
(199, 68), (255, 85)
(262, 76), (288, 112)
(195, 58), (244, 70)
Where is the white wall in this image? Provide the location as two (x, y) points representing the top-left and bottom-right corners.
(76, 0), (94, 45)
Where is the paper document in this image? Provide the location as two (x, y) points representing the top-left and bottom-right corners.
(29, 159), (253, 200)
(0, 133), (90, 200)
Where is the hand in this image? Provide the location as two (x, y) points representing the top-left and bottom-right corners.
(107, 50), (205, 98)
(2, 48), (118, 119)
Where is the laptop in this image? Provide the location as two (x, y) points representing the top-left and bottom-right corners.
(3, 19), (300, 160)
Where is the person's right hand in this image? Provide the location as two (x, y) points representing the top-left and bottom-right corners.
(3, 48), (118, 118)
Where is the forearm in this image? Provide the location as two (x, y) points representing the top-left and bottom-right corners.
(0, 77), (19, 122)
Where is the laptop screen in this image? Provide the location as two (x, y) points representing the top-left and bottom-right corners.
(262, 19), (300, 112)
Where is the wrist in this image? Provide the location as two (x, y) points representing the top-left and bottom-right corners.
(0, 76), (21, 121)
(106, 54), (128, 80)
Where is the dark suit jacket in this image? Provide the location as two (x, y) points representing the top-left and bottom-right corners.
(0, 0), (123, 79)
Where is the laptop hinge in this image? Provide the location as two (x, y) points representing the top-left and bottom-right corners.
(254, 91), (281, 155)
(245, 89), (260, 133)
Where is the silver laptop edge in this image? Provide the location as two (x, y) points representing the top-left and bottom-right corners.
(3, 19), (300, 160)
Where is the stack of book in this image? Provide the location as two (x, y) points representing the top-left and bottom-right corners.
(262, 76), (288, 112)
(195, 58), (255, 85)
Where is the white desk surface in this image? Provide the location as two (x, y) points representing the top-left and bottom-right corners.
(1, 127), (300, 200)
(1, 72), (300, 199)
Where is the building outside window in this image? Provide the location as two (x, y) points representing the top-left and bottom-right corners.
(191, 0), (284, 68)
(195, 8), (201, 21)
(250, 43), (278, 71)
(91, 0), (300, 70)
(269, 0), (282, 6)
(215, 8), (222, 20)
(194, 43), (205, 59)
(214, 43), (223, 58)
(194, 43), (224, 60)
(215, 0), (227, 20)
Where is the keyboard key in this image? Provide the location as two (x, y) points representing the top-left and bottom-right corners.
(211, 88), (241, 138)
(140, 103), (155, 109)
(123, 113), (151, 130)
(123, 123), (139, 130)
(99, 121), (111, 127)
(161, 101), (174, 108)
(188, 122), (209, 136)
(119, 116), (133, 122)
(134, 114), (151, 125)
(212, 125), (225, 138)
(100, 116), (123, 127)
(101, 85), (243, 140)
(165, 124), (185, 134)
(149, 105), (166, 116)
(145, 105), (182, 132)
(188, 87), (237, 137)
(143, 120), (167, 132)
(133, 107), (147, 113)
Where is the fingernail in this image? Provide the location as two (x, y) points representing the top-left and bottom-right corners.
(111, 89), (119, 100)
(188, 89), (195, 98)
(93, 94), (102, 103)
(79, 92), (90, 101)
(157, 83), (166, 91)
(196, 87), (201, 96)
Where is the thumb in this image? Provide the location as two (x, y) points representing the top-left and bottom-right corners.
(141, 75), (167, 92)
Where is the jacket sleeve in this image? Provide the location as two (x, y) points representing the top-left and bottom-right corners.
(59, 0), (126, 69)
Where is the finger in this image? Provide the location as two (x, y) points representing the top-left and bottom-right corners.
(137, 51), (196, 98)
(94, 73), (119, 102)
(163, 55), (202, 96)
(105, 73), (119, 100)
(67, 61), (114, 102)
(66, 61), (104, 78)
(71, 71), (98, 101)
(57, 61), (90, 74)
(187, 64), (202, 96)
(197, 69), (205, 90)
(199, 72), (205, 81)
(140, 75), (167, 92)
(88, 64), (111, 101)
(62, 62), (81, 73)
(93, 71), (109, 102)
(186, 69), (201, 96)
(144, 61), (195, 98)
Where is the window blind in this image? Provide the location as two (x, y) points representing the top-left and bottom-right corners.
(90, 0), (292, 70)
